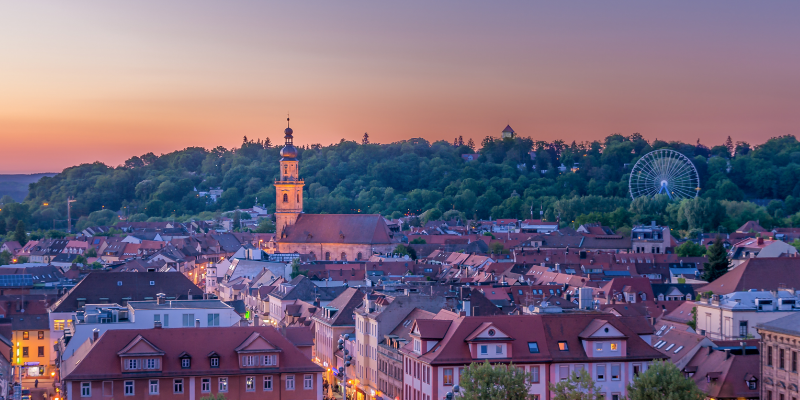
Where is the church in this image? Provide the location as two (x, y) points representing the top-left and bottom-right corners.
(273, 121), (398, 261)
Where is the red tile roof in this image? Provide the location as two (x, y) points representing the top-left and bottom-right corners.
(698, 258), (800, 294)
(64, 326), (322, 380)
(280, 214), (395, 244)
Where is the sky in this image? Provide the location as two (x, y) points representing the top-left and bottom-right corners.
(1, 1), (799, 174)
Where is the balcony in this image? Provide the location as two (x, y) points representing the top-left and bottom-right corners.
(275, 178), (304, 184)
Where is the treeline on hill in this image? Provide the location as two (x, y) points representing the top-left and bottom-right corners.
(3, 133), (800, 239)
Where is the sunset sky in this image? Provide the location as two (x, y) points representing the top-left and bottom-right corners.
(1, 1), (799, 173)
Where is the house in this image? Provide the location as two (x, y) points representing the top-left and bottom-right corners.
(60, 296), (242, 370)
(728, 237), (798, 267)
(61, 326), (324, 399)
(631, 223), (673, 254)
(682, 346), (760, 400)
(353, 292), (449, 399)
(698, 258), (800, 295)
(756, 313), (800, 400)
(267, 276), (345, 326)
(0, 241), (22, 257)
(695, 290), (800, 340)
(312, 287), (365, 378)
(48, 272), (204, 349)
(401, 312), (665, 400)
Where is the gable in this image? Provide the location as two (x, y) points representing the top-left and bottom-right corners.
(235, 332), (280, 353)
(581, 320), (626, 339)
(117, 335), (165, 356)
(465, 322), (514, 341)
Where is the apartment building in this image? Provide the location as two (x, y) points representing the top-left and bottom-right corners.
(757, 313), (800, 400)
(695, 290), (800, 340)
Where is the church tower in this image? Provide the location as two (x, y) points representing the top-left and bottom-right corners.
(275, 118), (304, 238)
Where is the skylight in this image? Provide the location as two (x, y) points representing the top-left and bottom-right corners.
(673, 346), (684, 353)
(664, 344), (675, 351)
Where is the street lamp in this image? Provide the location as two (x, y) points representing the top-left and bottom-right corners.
(445, 385), (460, 400)
(337, 334), (352, 400)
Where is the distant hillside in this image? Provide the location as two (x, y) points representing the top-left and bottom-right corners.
(0, 173), (57, 202)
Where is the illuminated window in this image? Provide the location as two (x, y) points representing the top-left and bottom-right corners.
(443, 368), (454, 386)
(218, 377), (228, 392)
(246, 376), (255, 391)
(610, 343), (618, 351)
(558, 341), (569, 351)
(54, 320), (65, 331)
(22, 331), (29, 340)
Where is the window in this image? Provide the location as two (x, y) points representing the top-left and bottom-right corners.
(182, 313), (196, 327)
(264, 355), (276, 366)
(528, 342), (540, 353)
(286, 375), (295, 390)
(793, 351), (797, 372)
(531, 366), (540, 383)
(444, 368), (454, 386)
(264, 376), (273, 391)
(54, 320), (65, 331)
(325, 252), (331, 261)
(611, 364), (621, 381)
(182, 358), (191, 368)
(81, 382), (91, 397)
(748, 380), (757, 390)
(218, 377), (228, 392)
(210, 357), (220, 367)
(173, 379), (184, 394)
(558, 341), (569, 351)
(739, 321), (748, 337)
(154, 314), (160, 323)
(768, 346), (774, 366)
(610, 342), (618, 351)
(22, 331), (29, 340)
(208, 313), (220, 326)
(633, 364), (641, 376)
(674, 346), (684, 354)
(304, 374), (313, 390)
(560, 365), (570, 381)
(149, 379), (159, 395)
(283, 193), (288, 202)
(38, 346), (44, 357)
(596, 342), (603, 352)
(612, 394), (620, 400)
(246, 376), (256, 391)
(37, 330), (44, 340)
(124, 380), (134, 396)
(145, 358), (156, 369)
(780, 348), (785, 369)
(201, 378), (211, 393)
(242, 355), (257, 366)
(596, 365), (606, 381)
(126, 359), (139, 370)
(480, 345), (488, 355)
(496, 345), (503, 354)
(163, 314), (169, 327)
(22, 347), (28, 357)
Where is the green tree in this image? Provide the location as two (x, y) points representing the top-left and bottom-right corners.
(675, 241), (706, 257)
(254, 218), (276, 233)
(290, 258), (308, 279)
(702, 236), (730, 282)
(86, 248), (98, 257)
(200, 394), (228, 400)
(550, 368), (602, 400)
(410, 237), (427, 244)
(460, 361), (530, 400)
(791, 238), (800, 252)
(0, 251), (11, 266)
(13, 221), (27, 246)
(627, 360), (704, 400)
(489, 241), (505, 254)
(74, 255), (88, 265)
(393, 244), (417, 260)
(0, 218), (6, 235)
(687, 306), (698, 330)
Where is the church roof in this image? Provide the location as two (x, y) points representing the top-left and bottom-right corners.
(280, 214), (395, 244)
(502, 125), (515, 133)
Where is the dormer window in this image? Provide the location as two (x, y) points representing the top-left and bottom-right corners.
(558, 341), (569, 351)
(210, 356), (220, 368)
(528, 342), (539, 353)
(182, 358), (190, 368)
(610, 343), (618, 351)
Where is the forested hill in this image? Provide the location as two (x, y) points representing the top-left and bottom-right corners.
(4, 133), (800, 236)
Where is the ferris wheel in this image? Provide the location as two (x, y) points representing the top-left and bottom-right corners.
(629, 149), (700, 201)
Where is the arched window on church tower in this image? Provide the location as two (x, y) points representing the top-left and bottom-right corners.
(356, 252), (363, 261)
(341, 252), (347, 261)
(284, 165), (288, 175)
(297, 193), (300, 203)
(325, 252), (331, 261)
(283, 193), (288, 203)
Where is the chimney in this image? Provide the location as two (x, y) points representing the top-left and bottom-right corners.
(651, 220), (656, 227)
(195, 319), (200, 328)
(156, 293), (165, 305)
(92, 328), (100, 342)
